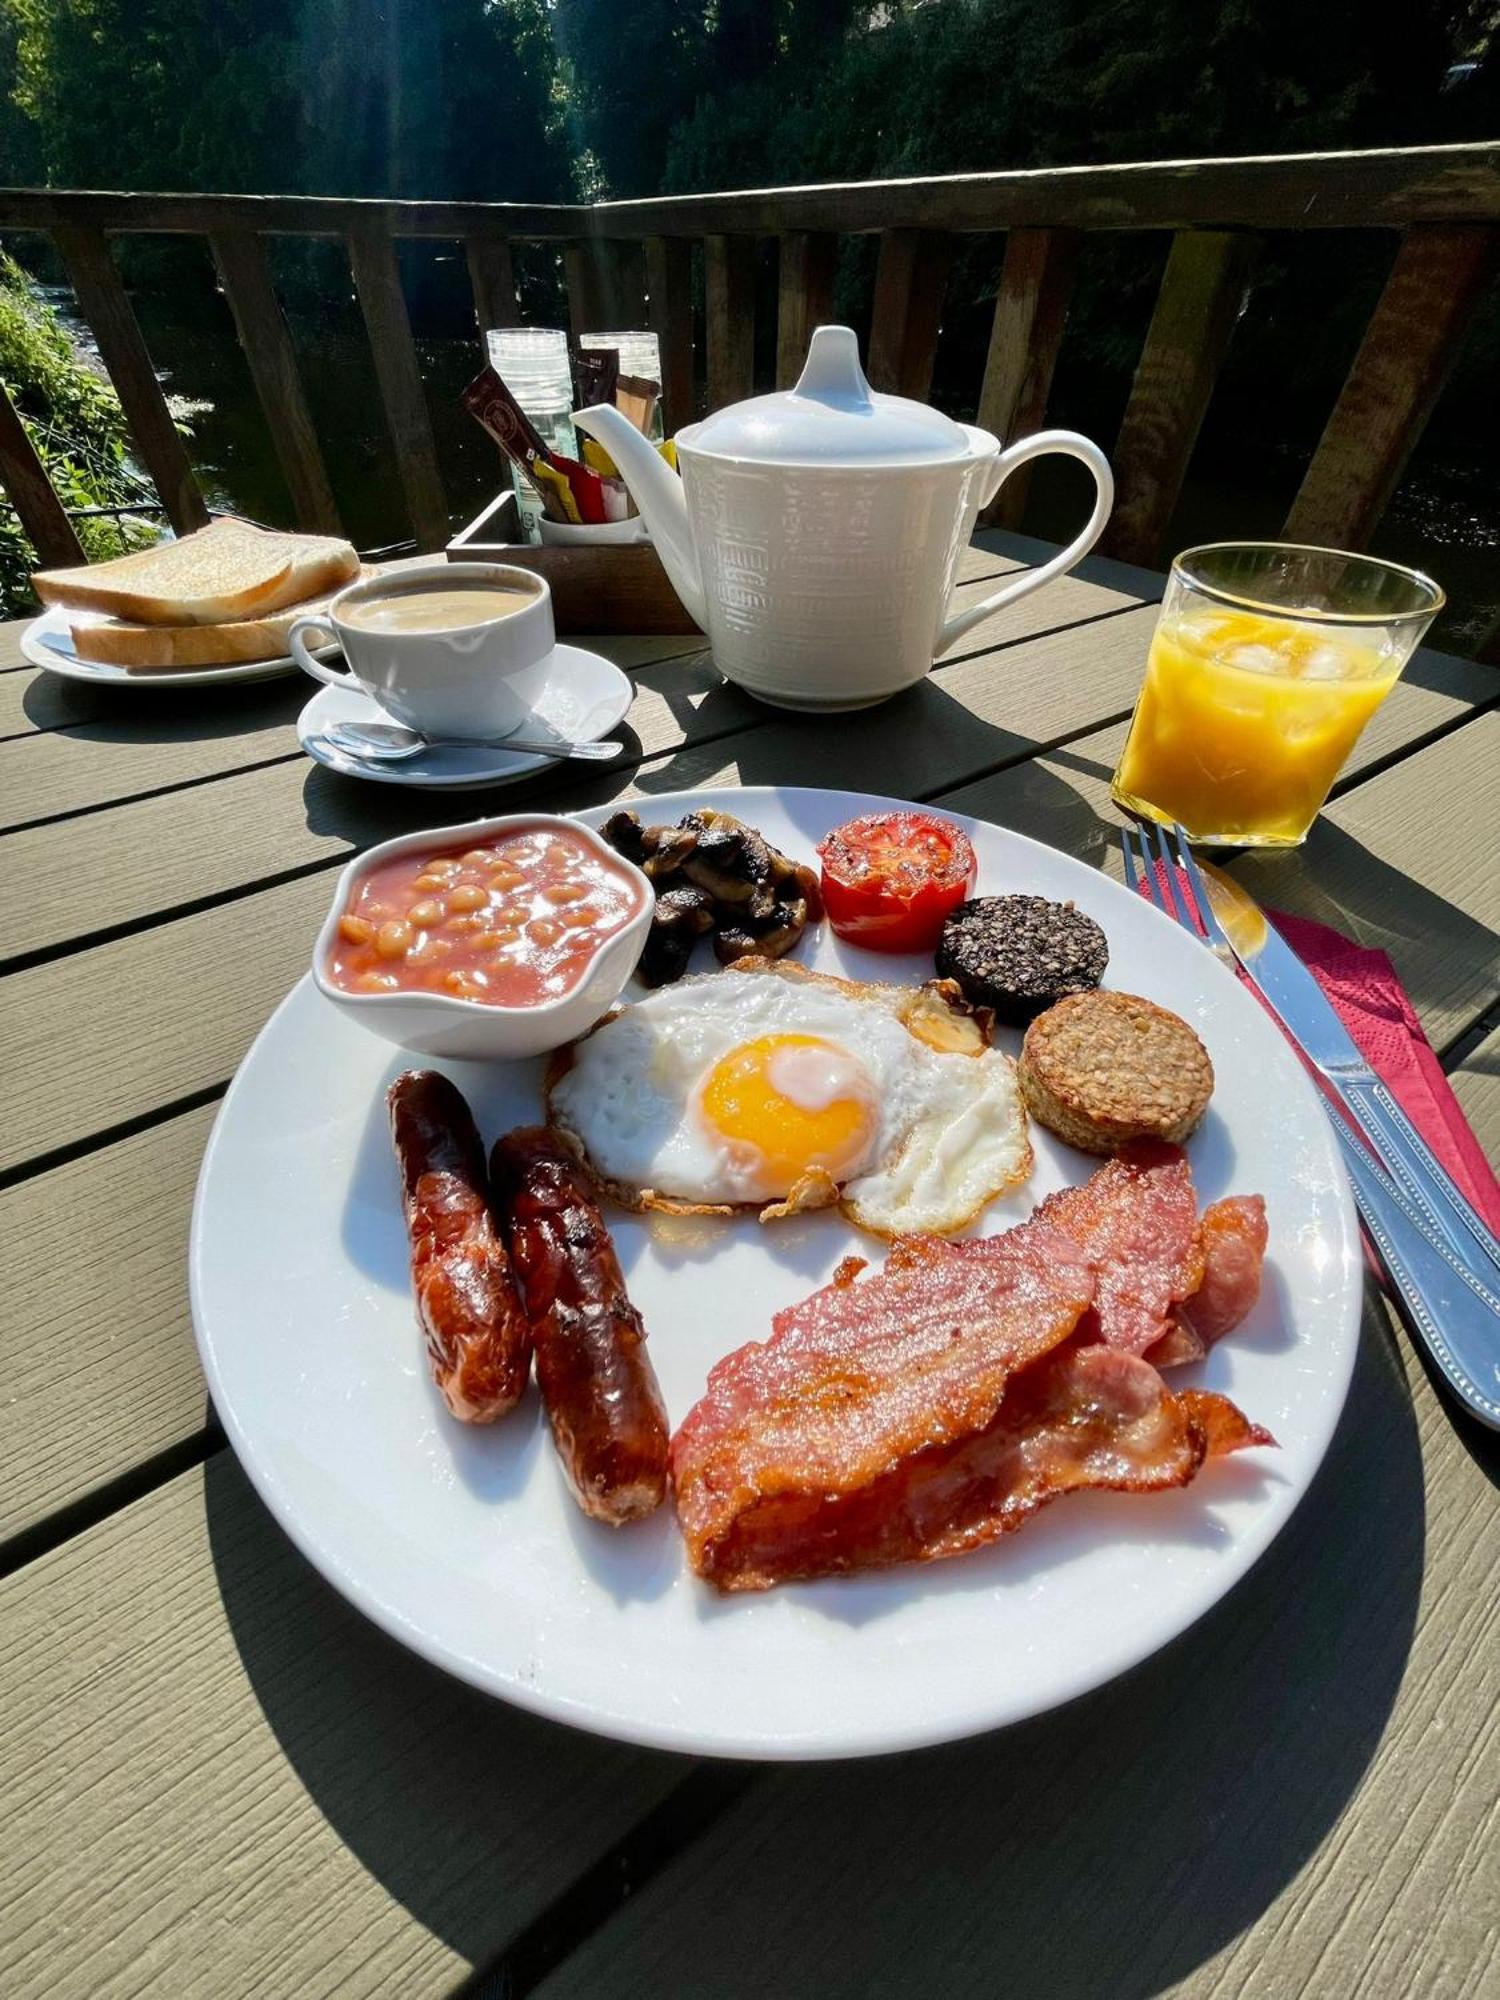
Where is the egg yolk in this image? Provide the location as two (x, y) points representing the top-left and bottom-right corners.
(696, 1034), (876, 1191)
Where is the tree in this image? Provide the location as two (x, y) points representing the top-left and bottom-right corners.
(0, 0), (572, 199)
(661, 0), (1469, 195)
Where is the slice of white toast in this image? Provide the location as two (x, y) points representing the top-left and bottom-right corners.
(33, 518), (359, 627)
(70, 567), (374, 671)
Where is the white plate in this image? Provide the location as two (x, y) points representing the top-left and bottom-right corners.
(297, 645), (634, 789)
(20, 604), (307, 687)
(191, 786), (1361, 1760)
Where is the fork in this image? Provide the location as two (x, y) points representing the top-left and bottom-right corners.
(1122, 816), (1500, 1430)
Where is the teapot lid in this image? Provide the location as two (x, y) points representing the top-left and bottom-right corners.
(687, 325), (972, 466)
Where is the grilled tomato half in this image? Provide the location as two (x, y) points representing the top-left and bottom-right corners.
(817, 811), (978, 953)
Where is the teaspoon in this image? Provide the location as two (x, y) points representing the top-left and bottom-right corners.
(323, 719), (623, 764)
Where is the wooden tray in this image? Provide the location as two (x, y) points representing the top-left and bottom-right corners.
(447, 490), (701, 636)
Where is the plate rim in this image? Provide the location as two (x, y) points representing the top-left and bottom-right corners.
(190, 782), (1362, 1760)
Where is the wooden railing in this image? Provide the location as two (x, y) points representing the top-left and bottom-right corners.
(1, 142), (1497, 573)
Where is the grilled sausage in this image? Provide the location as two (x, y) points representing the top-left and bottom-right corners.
(388, 1070), (531, 1422)
(491, 1127), (669, 1523)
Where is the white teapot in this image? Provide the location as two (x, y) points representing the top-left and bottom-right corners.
(574, 324), (1113, 710)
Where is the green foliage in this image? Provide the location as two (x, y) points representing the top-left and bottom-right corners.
(0, 253), (158, 616)
(661, 0), (1467, 196)
(0, 0), (1488, 204)
(0, 0), (573, 198)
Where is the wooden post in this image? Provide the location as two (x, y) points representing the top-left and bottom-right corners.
(52, 225), (209, 537)
(867, 229), (952, 400)
(1285, 224), (1496, 549)
(601, 239), (648, 327)
(345, 220), (450, 551)
(1102, 230), (1258, 567)
(465, 233), (519, 339)
(209, 230), (341, 536)
(705, 235), (756, 411)
(646, 235), (694, 433)
(776, 232), (839, 388)
(976, 229), (1076, 530)
(563, 241), (606, 344)
(0, 376), (87, 568)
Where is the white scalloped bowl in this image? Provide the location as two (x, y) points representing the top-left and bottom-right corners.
(311, 812), (653, 1061)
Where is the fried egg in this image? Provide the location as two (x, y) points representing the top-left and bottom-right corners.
(546, 961), (1032, 1237)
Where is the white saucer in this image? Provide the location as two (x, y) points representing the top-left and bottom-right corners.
(21, 605), (307, 688)
(297, 643), (634, 789)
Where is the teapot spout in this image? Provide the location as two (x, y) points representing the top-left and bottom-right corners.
(571, 405), (706, 630)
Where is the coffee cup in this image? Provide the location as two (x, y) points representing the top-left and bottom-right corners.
(289, 562), (555, 740)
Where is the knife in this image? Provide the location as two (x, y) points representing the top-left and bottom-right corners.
(1195, 859), (1500, 1294)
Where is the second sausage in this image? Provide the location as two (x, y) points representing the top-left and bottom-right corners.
(492, 1126), (669, 1524)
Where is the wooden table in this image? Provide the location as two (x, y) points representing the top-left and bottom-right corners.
(2, 531), (1496, 1999)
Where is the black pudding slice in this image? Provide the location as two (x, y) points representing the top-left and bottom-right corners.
(935, 894), (1109, 1026)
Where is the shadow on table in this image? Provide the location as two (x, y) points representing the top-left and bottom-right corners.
(20, 669), (307, 742)
(531, 1302), (1428, 2000)
(204, 1292), (1424, 1992)
(624, 670), (1123, 815)
(201, 1451), (690, 1968)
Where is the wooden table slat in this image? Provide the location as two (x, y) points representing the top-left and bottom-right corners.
(0, 593), (1147, 970)
(0, 636), (712, 829)
(1448, 1027), (1500, 1130)
(0, 543), (1017, 742)
(0, 1102), (219, 1544)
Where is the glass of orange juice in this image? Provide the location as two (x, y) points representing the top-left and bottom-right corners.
(1111, 543), (1443, 846)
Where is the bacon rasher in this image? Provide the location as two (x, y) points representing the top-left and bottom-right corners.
(671, 1221), (1095, 1590)
(671, 1208), (1272, 1592)
(1181, 1195), (1269, 1341)
(1035, 1141), (1205, 1355)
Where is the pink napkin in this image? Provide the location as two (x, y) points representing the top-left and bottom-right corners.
(1267, 908), (1500, 1231)
(1134, 872), (1500, 1229)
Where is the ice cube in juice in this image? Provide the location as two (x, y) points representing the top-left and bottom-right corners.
(1111, 608), (1398, 844)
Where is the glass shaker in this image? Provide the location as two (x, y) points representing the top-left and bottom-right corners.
(580, 330), (665, 442)
(485, 326), (577, 541)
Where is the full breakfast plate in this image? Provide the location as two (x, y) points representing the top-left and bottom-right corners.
(190, 785), (1361, 1759)
(20, 604), (309, 687)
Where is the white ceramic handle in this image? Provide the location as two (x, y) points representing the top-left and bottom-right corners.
(937, 431), (1115, 654)
(289, 616), (356, 687)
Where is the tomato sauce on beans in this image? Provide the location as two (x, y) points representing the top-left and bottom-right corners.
(328, 827), (645, 1006)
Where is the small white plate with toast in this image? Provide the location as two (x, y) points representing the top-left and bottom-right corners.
(20, 605), (316, 688)
(25, 516), (367, 688)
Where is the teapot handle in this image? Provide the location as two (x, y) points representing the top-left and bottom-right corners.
(937, 432), (1114, 655)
